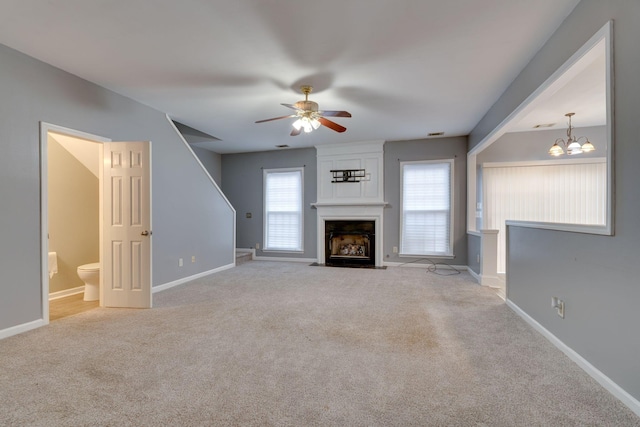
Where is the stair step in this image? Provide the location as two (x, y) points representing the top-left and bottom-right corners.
(235, 250), (252, 266)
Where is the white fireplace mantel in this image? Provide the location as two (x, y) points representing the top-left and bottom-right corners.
(311, 202), (388, 208)
(313, 141), (387, 267)
(314, 203), (386, 267)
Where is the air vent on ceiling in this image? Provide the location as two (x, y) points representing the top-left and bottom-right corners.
(428, 132), (445, 137)
(533, 123), (556, 129)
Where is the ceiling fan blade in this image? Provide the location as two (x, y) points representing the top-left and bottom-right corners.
(255, 114), (296, 124)
(319, 117), (347, 133)
(320, 110), (352, 118)
(281, 103), (303, 111)
(290, 127), (302, 136)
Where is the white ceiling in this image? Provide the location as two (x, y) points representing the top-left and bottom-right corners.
(507, 39), (606, 133)
(0, 0), (581, 154)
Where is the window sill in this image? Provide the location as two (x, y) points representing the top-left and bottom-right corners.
(399, 253), (455, 259)
(262, 249), (304, 254)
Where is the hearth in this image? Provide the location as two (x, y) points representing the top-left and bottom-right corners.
(325, 220), (375, 267)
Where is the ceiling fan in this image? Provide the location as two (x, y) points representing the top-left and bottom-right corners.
(255, 85), (351, 136)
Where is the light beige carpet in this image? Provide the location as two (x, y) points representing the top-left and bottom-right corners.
(0, 261), (638, 426)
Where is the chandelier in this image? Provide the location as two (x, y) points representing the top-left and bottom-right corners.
(548, 112), (595, 156)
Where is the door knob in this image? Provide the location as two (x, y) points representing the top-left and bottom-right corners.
(141, 230), (152, 236)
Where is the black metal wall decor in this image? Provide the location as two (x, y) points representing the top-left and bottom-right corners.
(331, 169), (366, 183)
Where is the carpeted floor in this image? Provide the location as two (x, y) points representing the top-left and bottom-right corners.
(0, 261), (638, 426)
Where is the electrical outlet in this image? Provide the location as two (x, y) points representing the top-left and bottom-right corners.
(555, 299), (565, 318)
(178, 258), (183, 267)
(551, 297), (565, 318)
(191, 255), (196, 263)
(392, 246), (398, 253)
(255, 243), (260, 250)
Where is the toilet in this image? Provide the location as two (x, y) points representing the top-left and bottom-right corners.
(77, 262), (100, 301)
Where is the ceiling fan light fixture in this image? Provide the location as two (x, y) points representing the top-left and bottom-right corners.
(293, 115), (321, 133)
(256, 85), (351, 136)
(302, 120), (313, 133)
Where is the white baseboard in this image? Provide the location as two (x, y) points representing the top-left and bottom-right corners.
(383, 261), (468, 270)
(465, 268), (503, 290)
(467, 269), (505, 300)
(0, 319), (46, 340)
(507, 299), (640, 418)
(49, 286), (85, 301)
(152, 263), (235, 293)
(467, 268), (481, 283)
(253, 256), (317, 263)
(480, 274), (502, 288)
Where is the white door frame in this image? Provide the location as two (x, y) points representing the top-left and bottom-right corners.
(39, 122), (153, 321)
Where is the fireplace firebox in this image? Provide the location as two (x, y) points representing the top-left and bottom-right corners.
(324, 220), (375, 267)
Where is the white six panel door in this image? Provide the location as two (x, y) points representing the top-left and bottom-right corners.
(103, 142), (151, 308)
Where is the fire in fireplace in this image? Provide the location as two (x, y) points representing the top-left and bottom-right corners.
(324, 220), (375, 267)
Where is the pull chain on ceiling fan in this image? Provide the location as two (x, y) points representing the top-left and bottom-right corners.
(255, 85), (351, 136)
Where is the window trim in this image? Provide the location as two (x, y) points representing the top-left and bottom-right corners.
(399, 159), (455, 258)
(262, 167), (304, 253)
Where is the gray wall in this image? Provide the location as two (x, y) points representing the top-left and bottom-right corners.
(470, 0), (640, 402)
(222, 148), (317, 259)
(0, 43), (235, 332)
(223, 139), (468, 265)
(383, 137), (468, 266)
(466, 233), (481, 275)
(192, 146), (222, 186)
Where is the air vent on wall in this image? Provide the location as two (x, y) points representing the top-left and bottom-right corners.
(275, 144), (290, 148)
(428, 132), (445, 137)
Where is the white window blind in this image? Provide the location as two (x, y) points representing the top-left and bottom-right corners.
(400, 160), (453, 256)
(264, 168), (303, 251)
(483, 160), (606, 272)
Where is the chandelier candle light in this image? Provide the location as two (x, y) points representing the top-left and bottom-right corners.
(548, 112), (595, 156)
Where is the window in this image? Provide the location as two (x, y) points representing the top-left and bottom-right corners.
(400, 160), (454, 257)
(263, 168), (303, 251)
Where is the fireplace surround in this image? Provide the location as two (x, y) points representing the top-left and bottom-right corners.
(325, 220), (375, 267)
(313, 140), (387, 267)
(313, 203), (385, 267)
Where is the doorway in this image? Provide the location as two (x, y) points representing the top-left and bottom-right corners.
(47, 130), (103, 320)
(40, 123), (153, 324)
